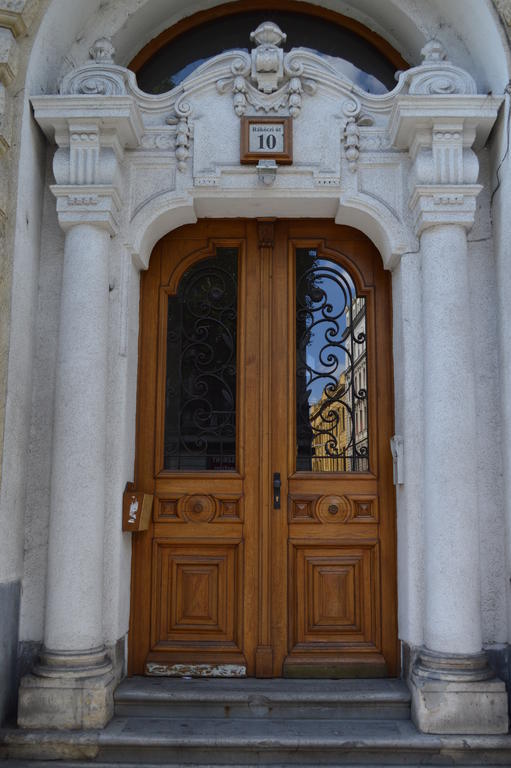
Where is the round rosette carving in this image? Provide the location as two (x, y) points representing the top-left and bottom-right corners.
(181, 494), (216, 523)
(316, 494), (351, 523)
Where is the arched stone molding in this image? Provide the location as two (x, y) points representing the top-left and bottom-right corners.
(128, 195), (197, 270)
(127, 189), (416, 274)
(335, 192), (416, 270)
(19, 17), (509, 735)
(30, 1), (508, 95)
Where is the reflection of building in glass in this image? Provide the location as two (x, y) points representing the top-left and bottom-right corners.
(309, 295), (368, 472)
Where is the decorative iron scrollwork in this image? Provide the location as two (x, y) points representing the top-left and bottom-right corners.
(164, 248), (238, 470)
(296, 249), (369, 472)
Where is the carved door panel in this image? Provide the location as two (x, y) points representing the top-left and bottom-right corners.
(270, 222), (396, 677)
(129, 220), (397, 678)
(130, 221), (261, 676)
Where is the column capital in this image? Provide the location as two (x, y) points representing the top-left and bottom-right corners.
(31, 40), (143, 236)
(31, 95), (142, 233)
(390, 95), (501, 236)
(409, 183), (482, 236)
(388, 39), (503, 238)
(50, 184), (122, 235)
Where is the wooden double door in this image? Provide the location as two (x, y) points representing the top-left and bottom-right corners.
(129, 220), (397, 678)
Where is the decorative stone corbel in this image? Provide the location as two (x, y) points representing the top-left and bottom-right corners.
(389, 40), (502, 235)
(166, 98), (193, 173)
(32, 39), (143, 233)
(340, 97), (375, 173)
(343, 119), (360, 172)
(216, 22), (316, 118)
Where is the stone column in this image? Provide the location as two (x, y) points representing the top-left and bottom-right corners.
(19, 40), (142, 730)
(390, 41), (507, 734)
(420, 223), (482, 658)
(408, 197), (508, 737)
(18, 220), (115, 729)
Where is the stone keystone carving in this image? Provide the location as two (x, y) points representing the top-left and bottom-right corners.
(250, 21), (286, 93)
(217, 21), (316, 118)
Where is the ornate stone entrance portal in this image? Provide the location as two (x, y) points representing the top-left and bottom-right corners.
(17, 14), (508, 736)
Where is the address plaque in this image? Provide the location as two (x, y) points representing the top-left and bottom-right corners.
(240, 116), (293, 164)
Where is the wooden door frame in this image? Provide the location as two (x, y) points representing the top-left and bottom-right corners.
(128, 218), (397, 677)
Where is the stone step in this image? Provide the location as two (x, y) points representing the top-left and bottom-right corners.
(2, 717), (511, 766)
(114, 677), (412, 721)
(1, 764), (485, 768)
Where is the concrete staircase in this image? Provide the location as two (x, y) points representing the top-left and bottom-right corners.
(1, 677), (511, 766)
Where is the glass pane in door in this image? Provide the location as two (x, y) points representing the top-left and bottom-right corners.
(164, 247), (238, 470)
(296, 248), (368, 472)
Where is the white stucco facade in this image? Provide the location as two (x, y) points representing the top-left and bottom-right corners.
(1, 0), (511, 738)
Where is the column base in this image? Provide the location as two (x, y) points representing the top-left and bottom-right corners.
(410, 648), (509, 734)
(18, 647), (115, 730)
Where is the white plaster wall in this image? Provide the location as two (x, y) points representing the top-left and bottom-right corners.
(0, 114), (45, 584)
(10, 0), (511, 657)
(467, 151), (508, 646)
(489, 87), (511, 642)
(9, 0), (102, 632)
(392, 250), (424, 649)
(19, 155), (63, 640)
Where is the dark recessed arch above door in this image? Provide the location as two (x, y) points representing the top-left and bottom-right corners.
(129, 0), (409, 95)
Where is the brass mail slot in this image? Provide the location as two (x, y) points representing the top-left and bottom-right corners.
(122, 483), (153, 532)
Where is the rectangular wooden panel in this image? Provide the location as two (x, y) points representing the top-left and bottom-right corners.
(288, 541), (380, 649)
(284, 539), (387, 677)
(151, 540), (244, 652)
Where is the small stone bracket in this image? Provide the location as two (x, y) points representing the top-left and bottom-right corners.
(256, 159), (278, 186)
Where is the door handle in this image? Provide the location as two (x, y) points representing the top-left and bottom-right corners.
(273, 472), (281, 509)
